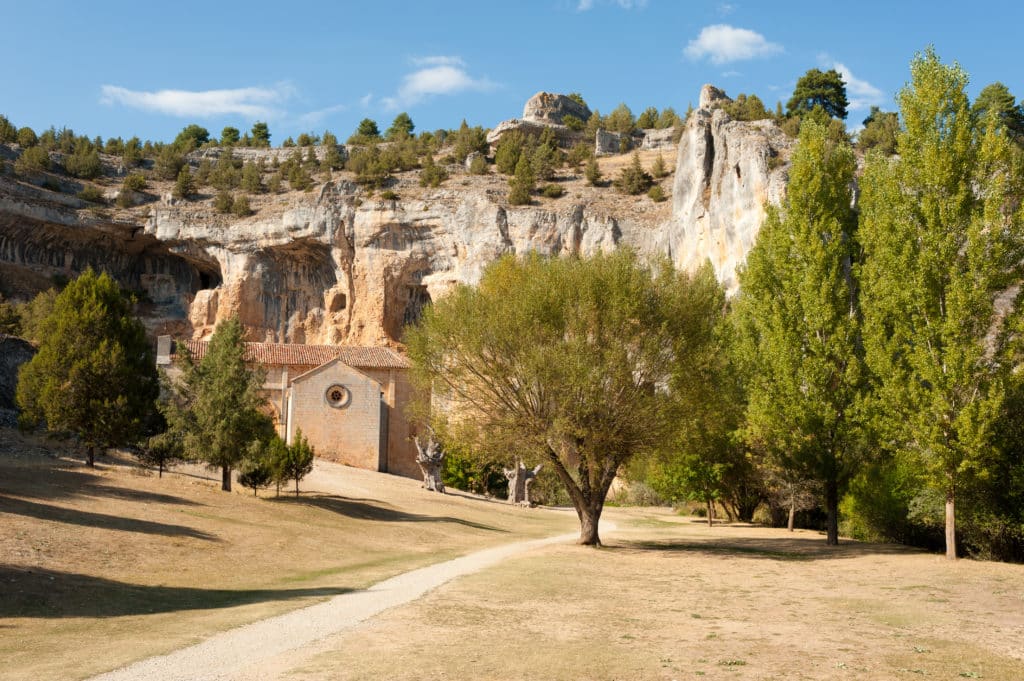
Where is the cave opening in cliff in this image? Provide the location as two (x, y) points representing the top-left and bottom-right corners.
(403, 284), (431, 329)
(197, 266), (222, 291)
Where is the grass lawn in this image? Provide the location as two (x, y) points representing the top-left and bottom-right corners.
(285, 510), (1024, 681)
(0, 430), (575, 681)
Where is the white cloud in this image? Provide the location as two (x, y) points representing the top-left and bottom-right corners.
(577, 0), (647, 10)
(382, 57), (497, 110)
(717, 2), (736, 14)
(684, 24), (782, 64)
(99, 83), (294, 118)
(721, 70), (741, 78)
(833, 61), (884, 111)
(359, 93), (374, 108)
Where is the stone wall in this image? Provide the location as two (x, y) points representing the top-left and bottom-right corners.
(363, 367), (419, 479)
(287, 361), (383, 470)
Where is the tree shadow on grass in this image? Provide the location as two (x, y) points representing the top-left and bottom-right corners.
(0, 495), (217, 541)
(270, 494), (507, 533)
(0, 463), (201, 506)
(0, 564), (351, 618)
(613, 535), (920, 561)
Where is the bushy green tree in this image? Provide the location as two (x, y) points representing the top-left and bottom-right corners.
(856, 106), (900, 155)
(17, 127), (38, 147)
(656, 107), (681, 129)
(722, 93), (771, 121)
(507, 154), (534, 205)
(973, 82), (1024, 141)
(386, 112), (415, 140)
(858, 48), (1024, 560)
(614, 152), (652, 195)
(407, 250), (722, 544)
(494, 131), (527, 175)
(14, 146), (49, 174)
(0, 114), (16, 143)
(214, 191), (234, 213)
(280, 429), (315, 496)
(251, 121), (271, 147)
(122, 137), (142, 167)
(733, 118), (863, 545)
(173, 165), (196, 200)
(606, 103), (636, 134)
(16, 269), (158, 467)
(240, 161), (263, 193)
(636, 107), (659, 129)
(787, 68), (849, 120)
(419, 153), (448, 187)
(160, 317), (274, 491)
(154, 146), (185, 180)
(585, 157), (602, 186)
(220, 127), (241, 146)
(173, 124), (210, 151)
(63, 139), (102, 179)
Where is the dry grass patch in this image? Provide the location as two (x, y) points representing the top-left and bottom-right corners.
(0, 431), (575, 680)
(287, 510), (1024, 681)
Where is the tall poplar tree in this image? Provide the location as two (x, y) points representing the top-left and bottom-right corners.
(859, 48), (1024, 559)
(733, 118), (863, 545)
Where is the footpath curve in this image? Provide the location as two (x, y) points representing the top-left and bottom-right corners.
(89, 525), (597, 681)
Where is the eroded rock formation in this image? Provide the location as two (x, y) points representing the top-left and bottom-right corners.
(0, 85), (790, 344)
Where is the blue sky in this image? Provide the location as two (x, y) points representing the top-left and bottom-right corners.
(2, 0), (1022, 143)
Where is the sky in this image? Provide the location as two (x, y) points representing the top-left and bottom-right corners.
(2, 0), (1022, 144)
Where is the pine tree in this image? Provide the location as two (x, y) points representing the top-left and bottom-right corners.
(160, 317), (274, 491)
(281, 429), (315, 497)
(733, 118), (863, 545)
(16, 269), (158, 467)
(585, 157), (602, 186)
(507, 154), (534, 205)
(858, 48), (1024, 559)
(173, 165), (196, 200)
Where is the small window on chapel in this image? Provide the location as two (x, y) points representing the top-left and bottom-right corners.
(326, 384), (351, 409)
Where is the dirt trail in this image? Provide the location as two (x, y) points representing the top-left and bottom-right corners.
(89, 525), (591, 681)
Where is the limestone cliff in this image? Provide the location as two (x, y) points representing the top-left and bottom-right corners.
(0, 86), (790, 344)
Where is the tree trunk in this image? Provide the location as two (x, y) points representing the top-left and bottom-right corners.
(295, 478), (300, 497)
(706, 499), (714, 527)
(825, 478), (839, 545)
(221, 466), (232, 492)
(158, 461), (164, 478)
(578, 503), (602, 545)
(86, 446), (95, 467)
(787, 498), (795, 532)
(945, 483), (957, 560)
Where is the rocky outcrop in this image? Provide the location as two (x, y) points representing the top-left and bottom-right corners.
(0, 85), (788, 346)
(668, 93), (791, 293)
(640, 127), (677, 150)
(485, 119), (580, 149)
(187, 145), (347, 166)
(522, 92), (592, 125)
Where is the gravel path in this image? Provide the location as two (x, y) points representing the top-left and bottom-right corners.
(88, 527), (585, 681)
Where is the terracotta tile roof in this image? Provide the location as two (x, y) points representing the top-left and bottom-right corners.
(175, 340), (411, 369)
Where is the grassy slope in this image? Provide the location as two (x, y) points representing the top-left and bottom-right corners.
(0, 431), (575, 681)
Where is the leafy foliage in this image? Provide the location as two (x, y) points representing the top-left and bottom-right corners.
(16, 269), (158, 466)
(614, 152), (652, 195)
(787, 68), (849, 120)
(407, 250), (722, 544)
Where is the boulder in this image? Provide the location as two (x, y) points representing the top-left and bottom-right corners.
(522, 92), (592, 125)
(640, 127), (677, 150)
(595, 129), (627, 156)
(698, 84), (732, 111)
(486, 119), (580, 149)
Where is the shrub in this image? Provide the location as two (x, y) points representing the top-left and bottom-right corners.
(76, 185), (105, 203)
(541, 183), (564, 198)
(380, 189), (399, 200)
(123, 173), (147, 191)
(16, 127), (38, 148)
(647, 185), (667, 202)
(0, 115), (16, 143)
(567, 141), (594, 169)
(220, 126), (240, 146)
(650, 152), (669, 179)
(154, 147), (185, 180)
(231, 194), (251, 217)
(507, 155), (534, 205)
(562, 114), (585, 131)
(615, 152), (653, 195)
(63, 141), (102, 179)
(494, 131), (526, 175)
(468, 153), (489, 175)
(214, 191), (234, 213)
(173, 166), (196, 200)
(449, 120), (488, 162)
(15, 146), (49, 173)
(268, 171), (282, 193)
(115, 190), (135, 208)
(419, 155), (448, 188)
(585, 157), (602, 186)
(240, 161), (263, 193)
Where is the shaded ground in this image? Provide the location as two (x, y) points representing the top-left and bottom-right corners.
(0, 430), (575, 681)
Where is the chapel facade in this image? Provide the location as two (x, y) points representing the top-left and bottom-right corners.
(156, 336), (421, 479)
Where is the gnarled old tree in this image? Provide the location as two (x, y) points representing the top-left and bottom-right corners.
(505, 459), (542, 506)
(407, 251), (722, 545)
(414, 430), (445, 493)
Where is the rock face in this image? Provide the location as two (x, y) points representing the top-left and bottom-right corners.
(0, 85), (788, 345)
(669, 96), (791, 293)
(522, 92), (592, 125)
